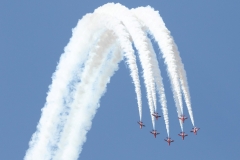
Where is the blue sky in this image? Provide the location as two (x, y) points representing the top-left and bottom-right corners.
(1, 0), (240, 160)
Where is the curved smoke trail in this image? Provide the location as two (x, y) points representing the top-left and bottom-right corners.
(25, 3), (194, 160)
(95, 3), (157, 129)
(132, 7), (185, 131)
(132, 6), (195, 128)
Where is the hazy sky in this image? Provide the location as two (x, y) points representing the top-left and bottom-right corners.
(1, 1), (240, 160)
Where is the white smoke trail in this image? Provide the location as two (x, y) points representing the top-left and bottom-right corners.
(24, 13), (109, 160)
(25, 11), (143, 160)
(94, 13), (143, 122)
(95, 3), (157, 129)
(25, 3), (195, 160)
(98, 13), (143, 121)
(132, 6), (184, 131)
(133, 6), (194, 127)
(53, 11), (145, 159)
(145, 35), (170, 136)
(172, 43), (195, 126)
(53, 31), (121, 160)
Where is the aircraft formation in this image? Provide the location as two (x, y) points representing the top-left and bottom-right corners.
(137, 114), (200, 146)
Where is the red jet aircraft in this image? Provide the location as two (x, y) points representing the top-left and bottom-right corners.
(150, 130), (160, 138)
(178, 132), (188, 140)
(190, 127), (200, 135)
(179, 115), (188, 123)
(164, 137), (174, 146)
(152, 112), (161, 120)
(137, 121), (145, 129)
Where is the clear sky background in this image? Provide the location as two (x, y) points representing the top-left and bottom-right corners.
(1, 1), (240, 160)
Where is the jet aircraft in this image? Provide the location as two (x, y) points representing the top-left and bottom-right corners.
(190, 127), (200, 135)
(152, 112), (161, 120)
(164, 137), (174, 146)
(137, 121), (145, 129)
(150, 130), (160, 138)
(178, 132), (188, 140)
(179, 115), (188, 123)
